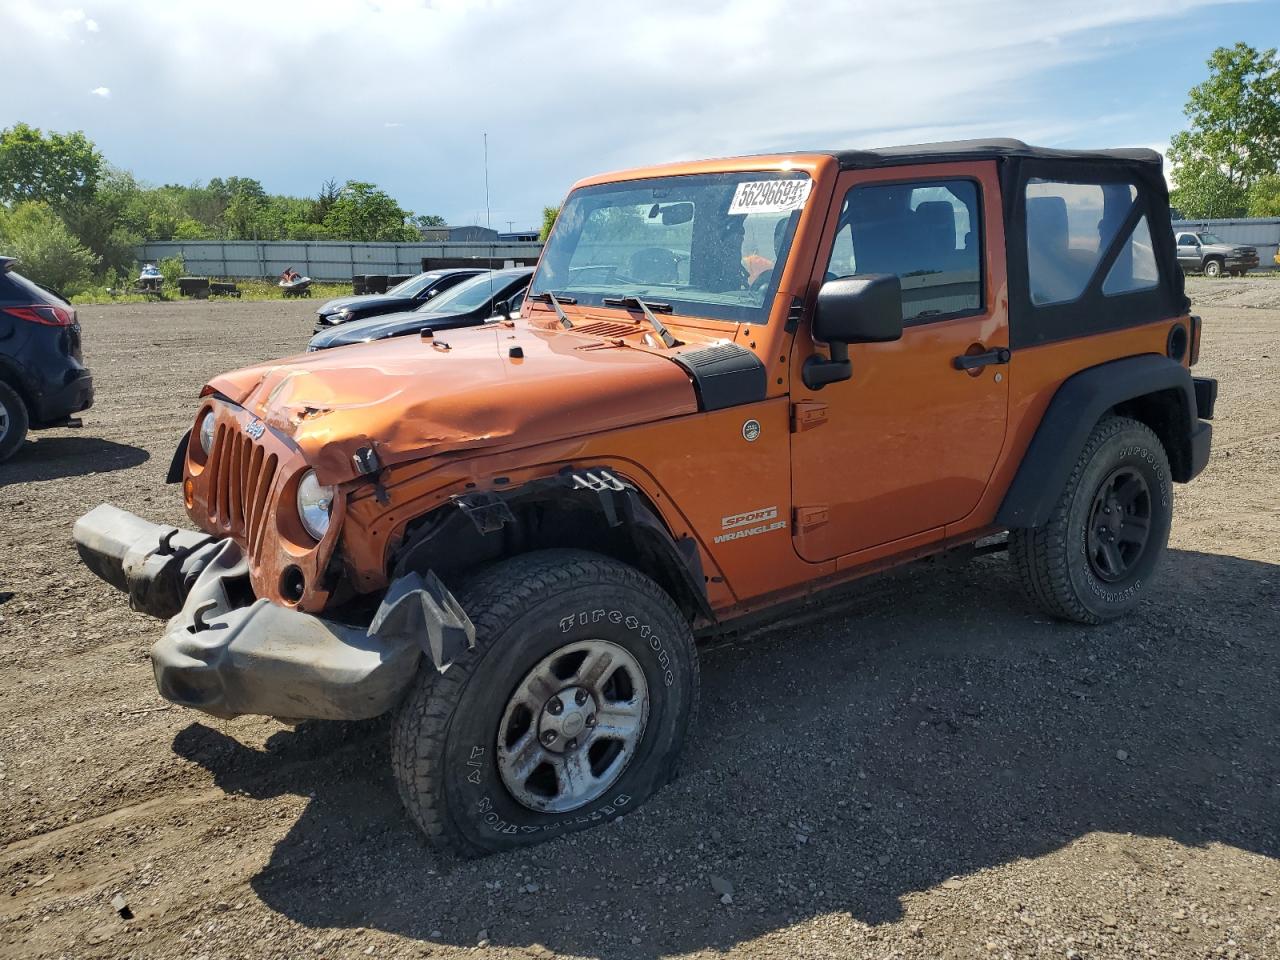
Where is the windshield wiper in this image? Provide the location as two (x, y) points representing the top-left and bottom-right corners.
(602, 296), (680, 348)
(528, 290), (575, 328)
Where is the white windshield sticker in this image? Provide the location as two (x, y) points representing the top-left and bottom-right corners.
(728, 179), (811, 215)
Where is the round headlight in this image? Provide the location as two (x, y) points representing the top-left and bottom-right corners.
(198, 411), (216, 455)
(296, 469), (335, 541)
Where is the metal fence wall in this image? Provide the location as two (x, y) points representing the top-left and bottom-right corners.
(133, 240), (545, 281)
(1171, 218), (1280, 270)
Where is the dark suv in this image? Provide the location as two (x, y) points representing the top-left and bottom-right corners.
(307, 268), (532, 351)
(0, 258), (94, 462)
(313, 269), (484, 333)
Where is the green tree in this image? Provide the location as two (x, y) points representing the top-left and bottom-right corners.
(321, 181), (417, 241)
(1168, 43), (1280, 218)
(539, 204), (560, 241)
(173, 217), (209, 240)
(222, 190), (265, 239)
(0, 202), (99, 295)
(0, 123), (102, 211)
(411, 213), (447, 230)
(1246, 173), (1280, 216)
(61, 166), (145, 274)
(314, 178), (341, 222)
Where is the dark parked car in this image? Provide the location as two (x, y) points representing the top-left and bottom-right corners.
(0, 257), (94, 462)
(1175, 231), (1259, 278)
(314, 269), (484, 332)
(307, 268), (532, 351)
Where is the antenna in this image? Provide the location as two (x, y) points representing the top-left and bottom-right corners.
(483, 132), (494, 306)
(483, 132), (492, 232)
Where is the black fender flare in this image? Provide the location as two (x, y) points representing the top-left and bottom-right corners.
(607, 480), (715, 626)
(997, 354), (1198, 528)
(166, 430), (190, 483)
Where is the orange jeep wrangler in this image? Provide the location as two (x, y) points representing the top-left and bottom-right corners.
(75, 139), (1216, 854)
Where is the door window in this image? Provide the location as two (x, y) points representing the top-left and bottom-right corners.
(825, 179), (982, 323)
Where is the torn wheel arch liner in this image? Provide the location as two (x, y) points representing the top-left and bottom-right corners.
(381, 463), (718, 627)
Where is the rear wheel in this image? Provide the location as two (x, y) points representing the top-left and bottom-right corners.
(1203, 258), (1224, 278)
(391, 549), (699, 855)
(1010, 416), (1172, 624)
(0, 381), (30, 463)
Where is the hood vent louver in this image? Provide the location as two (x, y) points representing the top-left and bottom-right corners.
(572, 320), (641, 339)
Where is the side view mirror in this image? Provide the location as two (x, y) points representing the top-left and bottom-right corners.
(803, 274), (904, 390)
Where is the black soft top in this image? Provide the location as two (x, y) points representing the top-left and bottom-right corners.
(826, 138), (1163, 171)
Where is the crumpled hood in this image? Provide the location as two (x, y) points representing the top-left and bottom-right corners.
(206, 322), (698, 484)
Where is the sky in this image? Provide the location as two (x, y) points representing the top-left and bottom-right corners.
(2, 0), (1276, 231)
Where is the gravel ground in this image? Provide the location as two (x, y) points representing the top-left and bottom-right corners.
(1, 278), (1277, 960)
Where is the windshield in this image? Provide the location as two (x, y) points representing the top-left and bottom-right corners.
(388, 273), (439, 297)
(1198, 233), (1224, 245)
(530, 171), (811, 324)
(418, 272), (505, 313)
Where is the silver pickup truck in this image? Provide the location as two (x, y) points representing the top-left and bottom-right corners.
(1175, 230), (1260, 277)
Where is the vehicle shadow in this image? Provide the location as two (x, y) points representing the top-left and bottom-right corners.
(175, 547), (1280, 958)
(0, 435), (150, 486)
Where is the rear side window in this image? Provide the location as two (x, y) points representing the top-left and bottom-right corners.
(1009, 160), (1182, 350)
(826, 178), (982, 323)
(1024, 180), (1138, 305)
(1102, 216), (1159, 296)
(0, 269), (65, 306)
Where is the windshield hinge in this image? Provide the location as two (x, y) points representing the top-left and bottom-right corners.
(784, 296), (805, 333)
(790, 401), (828, 433)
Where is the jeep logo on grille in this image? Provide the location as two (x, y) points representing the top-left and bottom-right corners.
(245, 418), (266, 440)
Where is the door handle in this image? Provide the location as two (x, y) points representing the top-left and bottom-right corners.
(952, 347), (1010, 371)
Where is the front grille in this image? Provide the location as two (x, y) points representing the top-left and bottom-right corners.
(206, 423), (279, 554)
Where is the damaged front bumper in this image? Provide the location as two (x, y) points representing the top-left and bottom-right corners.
(73, 505), (474, 721)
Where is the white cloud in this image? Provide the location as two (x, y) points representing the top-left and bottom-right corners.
(0, 0), (1260, 225)
(90, 86), (110, 98)
(5, 4), (102, 39)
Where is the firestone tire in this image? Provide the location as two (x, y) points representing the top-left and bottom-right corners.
(1009, 416), (1172, 625)
(0, 381), (30, 464)
(391, 549), (699, 856)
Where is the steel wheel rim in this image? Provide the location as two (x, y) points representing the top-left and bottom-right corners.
(1086, 466), (1152, 582)
(0, 397), (8, 441)
(497, 639), (649, 814)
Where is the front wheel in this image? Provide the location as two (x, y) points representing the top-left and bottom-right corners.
(1203, 258), (1224, 278)
(391, 550), (699, 855)
(1010, 416), (1172, 624)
